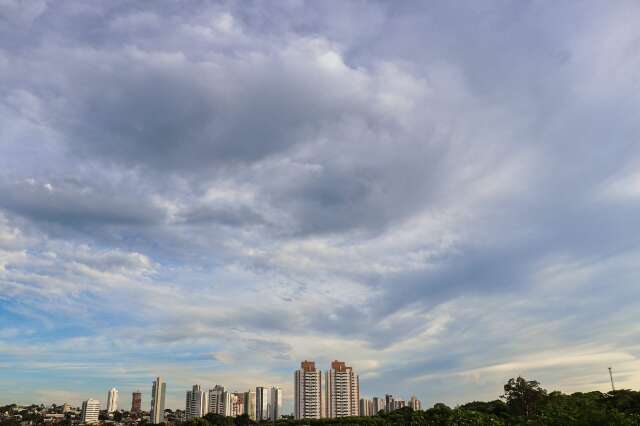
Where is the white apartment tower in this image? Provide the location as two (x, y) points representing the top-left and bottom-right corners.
(81, 399), (100, 424)
(256, 387), (270, 421)
(208, 385), (231, 417)
(294, 360), (323, 420)
(325, 360), (359, 418)
(151, 377), (166, 424)
(269, 386), (283, 420)
(107, 388), (118, 413)
(186, 385), (208, 420)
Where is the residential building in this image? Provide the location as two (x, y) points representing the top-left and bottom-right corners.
(325, 360), (359, 418)
(359, 398), (373, 416)
(186, 385), (208, 420)
(269, 386), (283, 420)
(256, 387), (270, 421)
(131, 392), (142, 413)
(294, 360), (323, 420)
(62, 404), (71, 414)
(151, 377), (166, 424)
(208, 385), (231, 417)
(107, 388), (118, 413)
(409, 396), (422, 411)
(372, 397), (384, 415)
(393, 399), (406, 410)
(81, 399), (100, 424)
(243, 390), (256, 421)
(231, 393), (244, 417)
(385, 394), (394, 413)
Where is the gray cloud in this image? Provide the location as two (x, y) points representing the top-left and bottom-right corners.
(2, 0), (640, 411)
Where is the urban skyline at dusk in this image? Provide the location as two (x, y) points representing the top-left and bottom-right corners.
(2, 0), (640, 420)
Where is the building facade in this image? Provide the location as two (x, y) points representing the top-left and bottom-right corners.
(325, 360), (359, 418)
(151, 377), (166, 424)
(107, 388), (118, 413)
(256, 387), (270, 421)
(359, 398), (374, 416)
(269, 386), (283, 420)
(231, 393), (245, 417)
(294, 360), (323, 420)
(186, 385), (208, 420)
(372, 397), (384, 415)
(81, 399), (100, 424)
(409, 395), (422, 411)
(244, 390), (256, 421)
(131, 392), (142, 413)
(208, 385), (231, 417)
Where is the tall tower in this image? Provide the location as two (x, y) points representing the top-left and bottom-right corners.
(208, 385), (231, 416)
(131, 391), (142, 413)
(325, 360), (359, 418)
(186, 385), (208, 420)
(107, 388), (119, 413)
(269, 386), (283, 420)
(150, 377), (166, 424)
(294, 360), (323, 420)
(256, 387), (270, 421)
(243, 390), (256, 421)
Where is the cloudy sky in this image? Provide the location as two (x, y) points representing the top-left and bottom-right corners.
(2, 0), (640, 413)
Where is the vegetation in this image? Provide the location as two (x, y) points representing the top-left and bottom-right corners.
(180, 377), (640, 426)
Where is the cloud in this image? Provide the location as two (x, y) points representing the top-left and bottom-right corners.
(2, 0), (640, 412)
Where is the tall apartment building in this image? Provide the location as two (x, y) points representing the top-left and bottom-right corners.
(186, 385), (208, 420)
(372, 397), (384, 414)
(393, 399), (406, 410)
(107, 388), (118, 413)
(294, 360), (323, 420)
(256, 387), (270, 421)
(231, 392), (245, 417)
(385, 394), (394, 413)
(325, 360), (359, 418)
(244, 390), (256, 421)
(359, 398), (373, 416)
(81, 399), (100, 424)
(151, 377), (166, 424)
(131, 391), (142, 413)
(269, 386), (283, 420)
(208, 385), (231, 417)
(409, 395), (422, 411)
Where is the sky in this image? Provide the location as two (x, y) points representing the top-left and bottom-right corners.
(1, 0), (640, 414)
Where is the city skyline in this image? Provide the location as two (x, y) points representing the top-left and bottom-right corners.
(2, 0), (640, 414)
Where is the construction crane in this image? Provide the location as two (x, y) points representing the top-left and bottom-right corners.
(608, 367), (616, 392)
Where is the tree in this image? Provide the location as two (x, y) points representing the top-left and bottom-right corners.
(501, 376), (547, 418)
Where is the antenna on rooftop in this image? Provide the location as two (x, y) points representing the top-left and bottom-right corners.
(608, 367), (615, 392)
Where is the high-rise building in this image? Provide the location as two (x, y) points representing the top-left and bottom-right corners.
(372, 397), (384, 415)
(186, 385), (208, 420)
(256, 387), (270, 421)
(325, 360), (359, 418)
(385, 394), (394, 413)
(62, 403), (71, 413)
(409, 396), (422, 411)
(208, 385), (231, 417)
(294, 360), (323, 420)
(131, 392), (142, 413)
(231, 392), (245, 417)
(151, 377), (167, 424)
(359, 398), (373, 416)
(243, 390), (256, 421)
(81, 399), (100, 424)
(107, 388), (118, 413)
(393, 399), (406, 410)
(269, 386), (283, 420)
